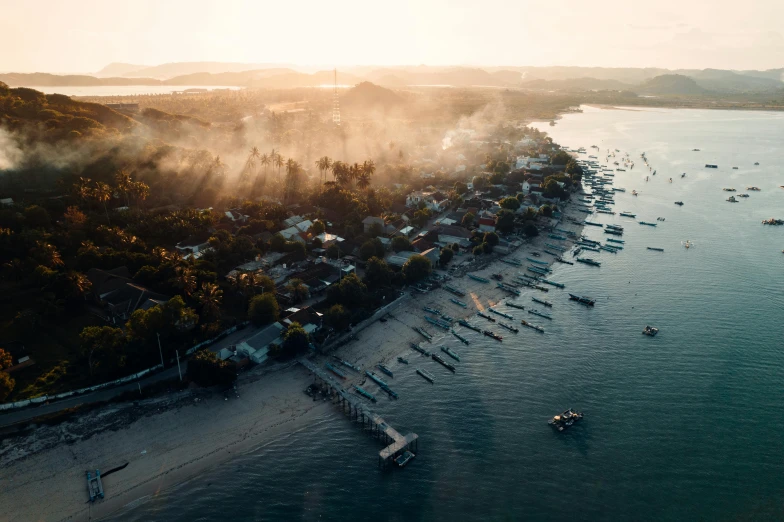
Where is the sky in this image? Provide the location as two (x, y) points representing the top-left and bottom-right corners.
(1, 0), (783, 73)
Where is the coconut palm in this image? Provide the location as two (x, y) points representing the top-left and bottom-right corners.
(315, 156), (333, 183)
(130, 181), (149, 207)
(284, 159), (301, 203)
(64, 271), (92, 299)
(356, 171), (371, 190)
(196, 282), (223, 320)
(273, 153), (284, 182)
(115, 170), (133, 206)
(174, 266), (197, 296)
(92, 182), (113, 224)
(32, 241), (64, 268)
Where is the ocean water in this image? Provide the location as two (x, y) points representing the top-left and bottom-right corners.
(112, 107), (784, 521)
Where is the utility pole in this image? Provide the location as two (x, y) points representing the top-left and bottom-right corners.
(157, 333), (164, 368)
(176, 350), (182, 381)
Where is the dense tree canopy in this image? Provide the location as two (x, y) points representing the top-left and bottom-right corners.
(402, 254), (431, 283)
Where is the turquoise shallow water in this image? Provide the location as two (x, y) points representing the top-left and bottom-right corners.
(113, 107), (784, 521)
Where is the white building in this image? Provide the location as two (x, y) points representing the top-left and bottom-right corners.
(406, 191), (448, 212)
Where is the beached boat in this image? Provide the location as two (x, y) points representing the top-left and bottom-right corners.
(451, 329), (470, 345)
(410, 342), (431, 356)
(596, 210), (616, 215)
(468, 274), (490, 283)
(496, 283), (521, 296)
(619, 212), (636, 218)
(440, 315), (454, 323)
(548, 409), (583, 432)
(377, 364), (394, 377)
(432, 353), (456, 372)
(545, 243), (568, 252)
(333, 357), (361, 372)
(543, 250), (560, 256)
(528, 266), (550, 276)
(639, 221), (657, 227)
(600, 245), (618, 253)
(444, 285), (466, 297)
(353, 384), (377, 402)
(548, 234), (567, 240)
(450, 298), (468, 307)
(505, 301), (526, 310)
(425, 316), (450, 330)
(413, 326), (433, 340)
(423, 306), (441, 315)
(499, 258), (523, 267)
(477, 311), (496, 322)
(528, 309), (552, 320)
(647, 247), (664, 252)
(555, 257), (575, 265)
(576, 257), (601, 267)
(498, 322), (519, 333)
(483, 330), (503, 341)
(441, 346), (460, 362)
(416, 368), (435, 383)
(604, 229), (623, 236)
(539, 278), (565, 288)
(520, 319), (545, 333)
(532, 297), (553, 307)
(491, 273), (503, 281)
(568, 294), (595, 306)
(606, 238), (625, 244)
(488, 307), (513, 320)
(397, 357), (409, 364)
(458, 319), (482, 333)
(325, 362), (348, 379)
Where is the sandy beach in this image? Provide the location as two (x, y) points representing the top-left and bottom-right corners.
(0, 202), (585, 522)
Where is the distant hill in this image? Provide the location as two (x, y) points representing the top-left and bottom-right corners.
(341, 82), (404, 109)
(0, 73), (161, 87)
(522, 77), (632, 92)
(636, 74), (709, 95)
(120, 62), (303, 79)
(686, 69), (783, 92)
(95, 62), (148, 77)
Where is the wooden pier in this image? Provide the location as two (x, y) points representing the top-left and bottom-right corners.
(299, 359), (418, 467)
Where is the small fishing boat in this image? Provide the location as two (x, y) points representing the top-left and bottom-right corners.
(528, 309), (552, 320)
(639, 221), (657, 227)
(527, 257), (549, 265)
(377, 364), (394, 377)
(539, 278), (565, 288)
(444, 285), (466, 297)
(477, 311), (496, 322)
(353, 384), (377, 402)
(532, 297), (553, 307)
(326, 363), (348, 379)
(86, 471), (105, 502)
(441, 346), (460, 362)
(606, 239), (624, 245)
(498, 322), (519, 333)
(568, 294), (595, 306)
(576, 258), (601, 267)
(451, 329), (470, 345)
(432, 353), (457, 372)
(489, 308), (513, 320)
(548, 409), (583, 432)
(619, 212), (637, 218)
(647, 247), (664, 252)
(496, 283), (521, 296)
(423, 306), (441, 315)
(726, 196), (738, 202)
(483, 330), (503, 341)
(642, 325), (659, 337)
(425, 316), (450, 330)
(491, 273), (503, 281)
(674, 201), (684, 206)
(505, 301), (526, 310)
(499, 258), (523, 267)
(416, 368), (435, 383)
(450, 298), (468, 307)
(458, 319), (482, 333)
(333, 356), (361, 372)
(520, 320), (545, 333)
(555, 257), (575, 265)
(397, 357), (409, 364)
(468, 274), (490, 283)
(413, 326), (432, 340)
(410, 342), (431, 356)
(395, 450), (415, 467)
(604, 229), (623, 236)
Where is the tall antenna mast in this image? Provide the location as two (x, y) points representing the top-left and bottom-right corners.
(332, 68), (341, 126)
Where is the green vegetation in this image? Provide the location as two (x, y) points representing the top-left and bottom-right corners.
(402, 254), (431, 283)
(187, 349), (236, 388)
(248, 293), (279, 326)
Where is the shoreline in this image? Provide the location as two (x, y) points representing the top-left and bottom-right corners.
(0, 201), (585, 522)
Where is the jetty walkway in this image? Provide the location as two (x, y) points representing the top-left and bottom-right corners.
(298, 359), (418, 467)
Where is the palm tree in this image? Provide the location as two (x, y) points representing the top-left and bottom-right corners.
(284, 159), (300, 203)
(64, 271), (91, 299)
(92, 181), (112, 224)
(363, 159), (376, 179)
(130, 181), (149, 207)
(273, 152), (284, 182)
(32, 241), (64, 268)
(315, 156), (333, 183)
(115, 170), (133, 206)
(356, 171), (371, 190)
(286, 278), (309, 303)
(174, 266), (197, 296)
(242, 146), (260, 184)
(196, 282), (223, 320)
(259, 153), (270, 186)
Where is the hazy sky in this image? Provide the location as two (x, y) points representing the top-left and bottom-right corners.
(1, 0), (783, 72)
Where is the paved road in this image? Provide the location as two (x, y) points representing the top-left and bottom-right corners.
(0, 325), (265, 429)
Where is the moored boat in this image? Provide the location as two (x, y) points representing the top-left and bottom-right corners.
(642, 325), (659, 337)
(410, 342), (431, 356)
(646, 247), (664, 252)
(423, 306), (441, 315)
(477, 311), (496, 322)
(498, 322), (519, 333)
(532, 297), (553, 307)
(548, 409), (583, 432)
(451, 329), (470, 344)
(353, 385), (377, 402)
(576, 257), (601, 267)
(325, 362), (348, 379)
(568, 294), (595, 306)
(441, 346), (460, 362)
(483, 330), (503, 341)
(450, 298), (468, 307)
(528, 309), (552, 320)
(488, 307), (513, 320)
(505, 301), (526, 310)
(377, 364), (394, 377)
(432, 353), (457, 372)
(468, 274), (490, 283)
(416, 368), (435, 383)
(520, 319), (545, 333)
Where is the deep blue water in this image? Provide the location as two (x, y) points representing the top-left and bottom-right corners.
(112, 107), (784, 521)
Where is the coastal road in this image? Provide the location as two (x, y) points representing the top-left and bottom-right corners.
(0, 325), (265, 429)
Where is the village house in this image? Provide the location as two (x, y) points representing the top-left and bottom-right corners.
(85, 267), (170, 325)
(405, 190), (448, 212)
(362, 216), (386, 234)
